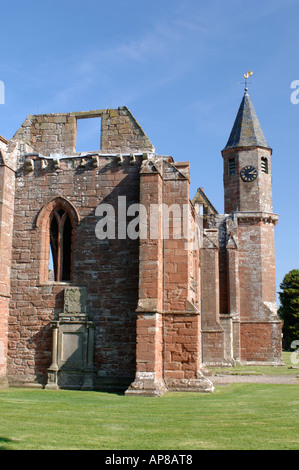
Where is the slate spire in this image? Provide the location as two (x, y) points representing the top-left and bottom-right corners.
(223, 90), (270, 150)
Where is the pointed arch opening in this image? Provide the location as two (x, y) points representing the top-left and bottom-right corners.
(36, 197), (80, 283)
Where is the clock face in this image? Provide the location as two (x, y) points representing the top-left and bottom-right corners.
(240, 165), (258, 182)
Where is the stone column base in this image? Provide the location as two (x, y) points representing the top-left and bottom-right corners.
(45, 367), (59, 390)
(165, 372), (215, 393)
(125, 372), (168, 397)
(125, 371), (215, 396)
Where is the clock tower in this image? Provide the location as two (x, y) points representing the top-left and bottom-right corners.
(222, 88), (273, 214)
(221, 87), (282, 364)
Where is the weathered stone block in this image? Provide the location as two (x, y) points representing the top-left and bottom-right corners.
(64, 287), (86, 314)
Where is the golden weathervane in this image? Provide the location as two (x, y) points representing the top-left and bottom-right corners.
(242, 71), (253, 91)
(243, 71), (253, 80)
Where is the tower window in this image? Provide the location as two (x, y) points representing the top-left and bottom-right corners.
(229, 158), (236, 175)
(261, 157), (268, 174)
(49, 208), (73, 281)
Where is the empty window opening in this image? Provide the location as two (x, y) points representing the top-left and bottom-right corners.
(49, 209), (73, 281)
(229, 158), (236, 175)
(48, 245), (55, 281)
(50, 215), (59, 278)
(62, 215), (72, 281)
(76, 117), (102, 153)
(261, 157), (268, 174)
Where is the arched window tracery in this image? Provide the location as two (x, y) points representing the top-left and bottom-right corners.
(36, 197), (79, 283)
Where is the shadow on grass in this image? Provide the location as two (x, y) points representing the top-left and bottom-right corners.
(0, 436), (17, 450)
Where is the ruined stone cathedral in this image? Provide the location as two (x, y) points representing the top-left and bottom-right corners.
(0, 90), (282, 395)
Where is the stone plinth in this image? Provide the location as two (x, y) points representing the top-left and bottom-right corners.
(46, 287), (95, 390)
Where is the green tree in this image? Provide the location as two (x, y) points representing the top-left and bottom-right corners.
(278, 269), (299, 348)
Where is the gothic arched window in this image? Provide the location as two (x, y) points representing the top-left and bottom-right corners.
(36, 197), (80, 283)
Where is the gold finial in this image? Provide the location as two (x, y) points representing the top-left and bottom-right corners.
(240, 71), (253, 93)
(243, 71), (253, 80)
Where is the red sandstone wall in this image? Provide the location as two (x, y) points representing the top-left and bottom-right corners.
(164, 314), (201, 381)
(7, 107), (155, 385)
(8, 156), (142, 384)
(237, 216), (281, 363)
(0, 162), (15, 379)
(240, 322), (282, 363)
(162, 161), (195, 313)
(237, 218), (277, 321)
(0, 298), (9, 379)
(132, 158), (204, 390)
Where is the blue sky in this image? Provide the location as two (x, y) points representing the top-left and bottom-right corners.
(1, 0), (299, 301)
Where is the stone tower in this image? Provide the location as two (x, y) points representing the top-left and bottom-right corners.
(221, 89), (282, 363)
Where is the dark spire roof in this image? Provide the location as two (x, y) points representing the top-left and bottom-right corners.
(223, 90), (270, 151)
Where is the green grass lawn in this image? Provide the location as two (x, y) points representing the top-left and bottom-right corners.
(0, 382), (298, 450)
(210, 351), (299, 376)
(0, 353), (298, 451)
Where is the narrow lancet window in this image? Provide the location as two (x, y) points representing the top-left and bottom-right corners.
(49, 209), (73, 281)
